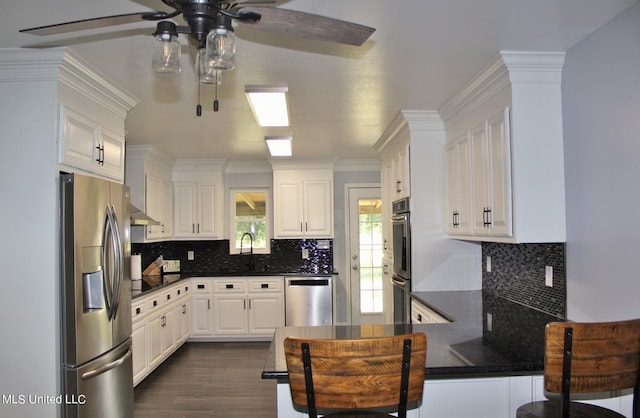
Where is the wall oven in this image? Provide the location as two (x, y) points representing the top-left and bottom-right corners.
(391, 197), (411, 324)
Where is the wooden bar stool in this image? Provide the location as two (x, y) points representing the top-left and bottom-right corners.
(284, 333), (427, 418)
(516, 318), (640, 418)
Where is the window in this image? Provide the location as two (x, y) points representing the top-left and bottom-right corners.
(229, 189), (270, 254)
(358, 199), (383, 313)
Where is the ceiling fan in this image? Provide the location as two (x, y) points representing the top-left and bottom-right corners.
(19, 0), (375, 49)
(20, 0), (375, 114)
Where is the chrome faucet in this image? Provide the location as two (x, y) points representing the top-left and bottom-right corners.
(239, 232), (255, 271)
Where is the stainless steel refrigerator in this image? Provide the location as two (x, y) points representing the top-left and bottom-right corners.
(60, 172), (133, 418)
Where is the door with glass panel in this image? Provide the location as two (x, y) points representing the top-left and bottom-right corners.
(348, 187), (387, 325)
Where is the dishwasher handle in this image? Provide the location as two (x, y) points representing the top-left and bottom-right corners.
(287, 279), (330, 286)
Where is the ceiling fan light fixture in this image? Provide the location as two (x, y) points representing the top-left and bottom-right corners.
(152, 21), (181, 74)
(265, 136), (292, 157)
(204, 15), (236, 71)
(245, 85), (290, 127)
(198, 49), (222, 85)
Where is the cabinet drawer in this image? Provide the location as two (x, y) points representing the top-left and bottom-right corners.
(132, 299), (147, 322)
(248, 278), (283, 292)
(175, 283), (189, 297)
(214, 280), (246, 292)
(146, 296), (164, 312)
(192, 281), (211, 293)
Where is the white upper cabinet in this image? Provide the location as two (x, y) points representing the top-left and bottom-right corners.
(55, 51), (137, 183)
(445, 133), (473, 235)
(172, 159), (226, 240)
(125, 145), (175, 243)
(469, 109), (512, 237)
(440, 51), (566, 243)
(271, 160), (335, 238)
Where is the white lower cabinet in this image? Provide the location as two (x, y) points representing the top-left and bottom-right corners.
(131, 281), (191, 387)
(411, 299), (450, 324)
(189, 277), (285, 341)
(190, 280), (215, 338)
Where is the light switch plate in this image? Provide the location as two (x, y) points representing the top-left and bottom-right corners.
(486, 256), (492, 272)
(301, 249), (309, 259)
(187, 251), (194, 261)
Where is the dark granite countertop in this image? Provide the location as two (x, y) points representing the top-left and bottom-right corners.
(262, 290), (563, 380)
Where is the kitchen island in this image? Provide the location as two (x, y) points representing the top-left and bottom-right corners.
(262, 291), (633, 418)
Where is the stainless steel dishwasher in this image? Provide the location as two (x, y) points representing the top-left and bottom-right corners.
(285, 276), (333, 326)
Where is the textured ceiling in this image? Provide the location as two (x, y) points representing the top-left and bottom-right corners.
(3, 0), (636, 161)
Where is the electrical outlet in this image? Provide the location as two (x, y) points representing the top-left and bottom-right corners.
(545, 266), (553, 287)
(187, 251), (194, 261)
(487, 312), (493, 332)
(486, 256), (492, 272)
(301, 249), (309, 259)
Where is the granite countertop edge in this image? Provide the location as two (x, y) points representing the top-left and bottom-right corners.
(262, 290), (559, 381)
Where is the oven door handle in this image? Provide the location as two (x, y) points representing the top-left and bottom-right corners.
(391, 275), (408, 288)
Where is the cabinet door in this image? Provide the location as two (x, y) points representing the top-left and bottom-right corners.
(381, 160), (394, 255)
(161, 179), (173, 237)
(191, 294), (214, 337)
(212, 295), (248, 335)
(248, 294), (284, 335)
(58, 105), (99, 173)
(173, 181), (197, 237)
(445, 135), (472, 235)
(161, 309), (175, 357)
(174, 299), (190, 345)
(394, 144), (411, 198)
(487, 109), (512, 237)
(197, 182), (219, 237)
(98, 126), (125, 181)
(275, 181), (304, 236)
(470, 121), (491, 236)
(131, 321), (147, 386)
(304, 180), (332, 237)
(148, 313), (164, 369)
(145, 175), (163, 239)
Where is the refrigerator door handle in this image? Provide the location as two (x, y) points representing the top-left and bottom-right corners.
(108, 204), (124, 319)
(81, 348), (132, 380)
(103, 204), (124, 320)
(102, 207), (115, 319)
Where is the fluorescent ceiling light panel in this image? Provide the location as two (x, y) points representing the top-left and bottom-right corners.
(265, 136), (292, 157)
(245, 85), (289, 127)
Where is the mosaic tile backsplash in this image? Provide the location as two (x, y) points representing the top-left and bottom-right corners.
(132, 239), (333, 275)
(482, 242), (566, 319)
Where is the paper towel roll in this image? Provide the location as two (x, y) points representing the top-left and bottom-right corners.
(131, 254), (142, 281)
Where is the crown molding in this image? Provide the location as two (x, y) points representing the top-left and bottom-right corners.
(438, 51), (565, 124)
(373, 110), (442, 153)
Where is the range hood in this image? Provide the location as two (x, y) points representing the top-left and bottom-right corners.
(130, 204), (160, 226)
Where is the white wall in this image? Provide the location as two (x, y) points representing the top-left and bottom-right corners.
(562, 2), (640, 321)
(0, 52), (61, 417)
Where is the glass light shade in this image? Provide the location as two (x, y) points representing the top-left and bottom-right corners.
(152, 33), (181, 74)
(198, 49), (222, 85)
(204, 27), (236, 71)
(265, 136), (292, 157)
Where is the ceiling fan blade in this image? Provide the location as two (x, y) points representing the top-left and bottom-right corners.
(236, 6), (375, 46)
(19, 12), (157, 36)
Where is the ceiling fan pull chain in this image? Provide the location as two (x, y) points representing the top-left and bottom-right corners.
(196, 67), (202, 117)
(214, 73), (219, 112)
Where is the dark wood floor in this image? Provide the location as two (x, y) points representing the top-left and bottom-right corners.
(134, 342), (277, 418)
